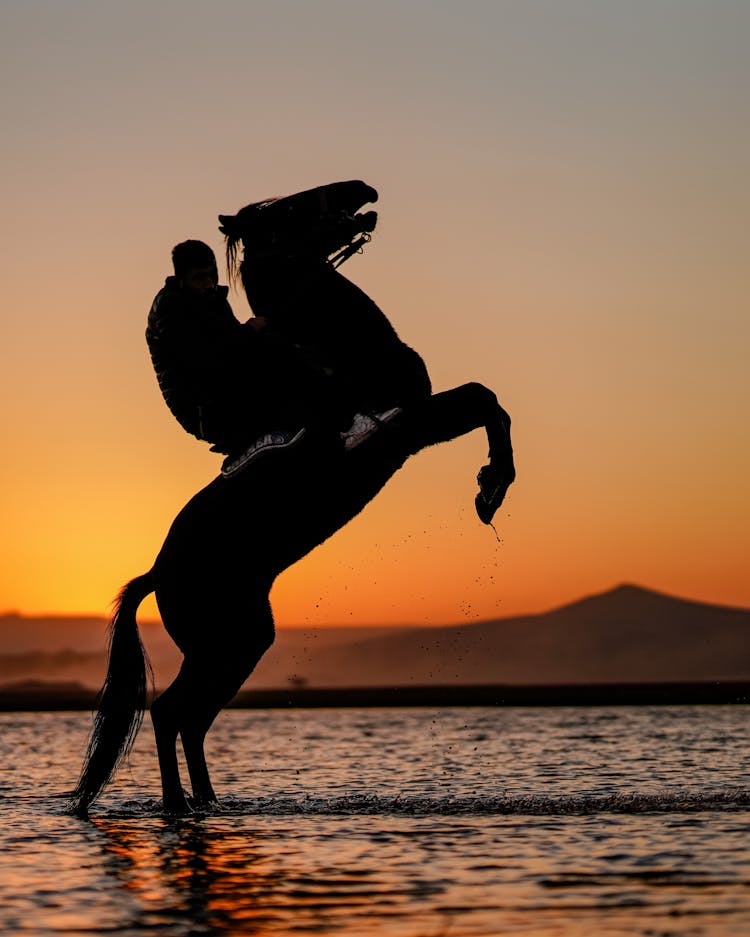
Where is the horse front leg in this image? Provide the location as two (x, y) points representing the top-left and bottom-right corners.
(405, 382), (516, 524)
(471, 382), (515, 523)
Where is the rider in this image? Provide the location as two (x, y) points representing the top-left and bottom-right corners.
(146, 240), (327, 459)
(147, 239), (414, 467)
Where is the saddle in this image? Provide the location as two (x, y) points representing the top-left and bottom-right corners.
(219, 180), (378, 269)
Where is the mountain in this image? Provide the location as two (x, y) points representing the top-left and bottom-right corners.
(1, 585), (748, 689)
(293, 584), (750, 687)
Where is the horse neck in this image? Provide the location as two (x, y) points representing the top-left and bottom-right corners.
(241, 256), (324, 314)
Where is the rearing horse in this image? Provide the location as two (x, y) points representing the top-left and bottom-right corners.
(70, 185), (515, 815)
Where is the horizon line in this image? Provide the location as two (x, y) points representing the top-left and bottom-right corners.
(2, 582), (749, 626)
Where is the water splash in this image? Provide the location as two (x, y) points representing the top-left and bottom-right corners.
(82, 789), (750, 820)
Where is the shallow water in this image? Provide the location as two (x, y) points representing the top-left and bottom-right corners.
(2, 705), (750, 935)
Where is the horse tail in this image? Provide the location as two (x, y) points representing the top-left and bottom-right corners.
(69, 571), (155, 814)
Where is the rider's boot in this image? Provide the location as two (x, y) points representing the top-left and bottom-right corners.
(340, 408), (402, 451)
(220, 427), (307, 478)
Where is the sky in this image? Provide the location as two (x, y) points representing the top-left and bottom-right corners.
(1, 1), (748, 627)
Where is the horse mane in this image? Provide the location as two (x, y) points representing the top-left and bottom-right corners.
(224, 231), (243, 288)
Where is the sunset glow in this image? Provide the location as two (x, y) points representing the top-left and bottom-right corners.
(1, 2), (748, 626)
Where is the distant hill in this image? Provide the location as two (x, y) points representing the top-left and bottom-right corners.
(1, 584), (748, 690)
(0, 612), (398, 689)
(0, 613), (174, 688)
(294, 584), (750, 687)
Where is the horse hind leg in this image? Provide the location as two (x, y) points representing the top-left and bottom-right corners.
(178, 664), (254, 807)
(150, 669), (193, 813)
(177, 664), (251, 807)
(151, 622), (274, 811)
(181, 723), (217, 807)
(150, 663), (235, 813)
(150, 659), (253, 813)
(182, 633), (274, 806)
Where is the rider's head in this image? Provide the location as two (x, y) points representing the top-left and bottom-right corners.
(172, 240), (218, 295)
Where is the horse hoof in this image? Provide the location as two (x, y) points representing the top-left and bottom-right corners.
(163, 804), (194, 817)
(162, 794), (194, 816)
(475, 465), (511, 525)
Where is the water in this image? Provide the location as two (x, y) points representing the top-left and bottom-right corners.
(2, 705), (750, 935)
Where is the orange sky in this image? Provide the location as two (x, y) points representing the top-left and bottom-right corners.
(1, 2), (748, 625)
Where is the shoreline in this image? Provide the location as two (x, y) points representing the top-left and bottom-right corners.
(0, 681), (749, 711)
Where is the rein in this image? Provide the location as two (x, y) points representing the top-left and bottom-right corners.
(330, 232), (372, 269)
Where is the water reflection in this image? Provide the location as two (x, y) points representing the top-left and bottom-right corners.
(79, 806), (750, 937)
(89, 817), (288, 933)
(87, 815), (438, 936)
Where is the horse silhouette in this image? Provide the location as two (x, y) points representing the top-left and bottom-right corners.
(70, 185), (515, 814)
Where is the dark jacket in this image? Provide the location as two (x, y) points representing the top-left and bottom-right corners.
(146, 277), (244, 441)
(146, 277), (332, 449)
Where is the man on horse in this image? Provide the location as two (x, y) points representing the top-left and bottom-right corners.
(147, 221), (430, 470)
(73, 186), (516, 813)
(146, 181), (510, 523)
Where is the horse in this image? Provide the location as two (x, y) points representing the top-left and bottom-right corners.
(69, 185), (515, 815)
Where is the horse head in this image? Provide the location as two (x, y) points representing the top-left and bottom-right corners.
(218, 180), (378, 291)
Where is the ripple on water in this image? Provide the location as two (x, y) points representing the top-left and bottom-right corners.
(4, 707), (750, 937)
